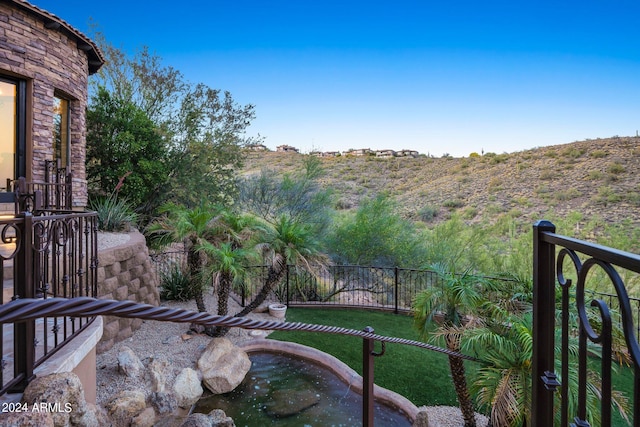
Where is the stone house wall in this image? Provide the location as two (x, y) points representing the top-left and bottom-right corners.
(0, 1), (103, 207)
(96, 230), (160, 353)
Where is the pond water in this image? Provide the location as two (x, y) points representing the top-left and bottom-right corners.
(193, 352), (412, 426)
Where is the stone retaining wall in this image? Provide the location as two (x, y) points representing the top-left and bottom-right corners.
(97, 230), (160, 353)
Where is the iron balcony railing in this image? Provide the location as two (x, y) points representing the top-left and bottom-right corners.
(532, 220), (640, 427)
(0, 211), (98, 394)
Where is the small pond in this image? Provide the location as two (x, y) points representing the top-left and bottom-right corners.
(193, 352), (412, 426)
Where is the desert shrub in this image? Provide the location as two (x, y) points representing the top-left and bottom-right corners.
(588, 170), (603, 180)
(419, 205), (439, 222)
(159, 265), (194, 301)
(555, 188), (581, 201)
(487, 177), (503, 192)
(590, 150), (608, 158)
(443, 199), (465, 209)
(462, 206), (478, 219)
(89, 195), (138, 232)
(469, 152), (481, 158)
(539, 169), (555, 180)
(607, 162), (625, 174)
(489, 153), (509, 164)
(592, 186), (621, 206)
(545, 150), (558, 158)
(562, 147), (585, 158)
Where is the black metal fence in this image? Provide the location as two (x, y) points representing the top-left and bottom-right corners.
(239, 264), (444, 313)
(532, 220), (640, 427)
(0, 211), (98, 394)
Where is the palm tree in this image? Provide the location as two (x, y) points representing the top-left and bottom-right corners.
(205, 210), (261, 335)
(146, 202), (221, 314)
(413, 263), (492, 427)
(234, 214), (329, 317)
(204, 242), (252, 336)
(464, 313), (630, 427)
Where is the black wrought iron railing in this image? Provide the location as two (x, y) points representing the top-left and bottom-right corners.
(0, 211), (98, 394)
(532, 220), (640, 427)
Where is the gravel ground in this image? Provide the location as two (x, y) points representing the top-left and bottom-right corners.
(95, 290), (488, 426)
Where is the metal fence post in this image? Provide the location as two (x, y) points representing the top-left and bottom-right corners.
(11, 212), (35, 392)
(363, 326), (375, 427)
(394, 267), (399, 314)
(531, 220), (556, 427)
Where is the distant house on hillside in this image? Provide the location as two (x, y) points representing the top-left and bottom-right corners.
(276, 144), (299, 153)
(311, 151), (341, 157)
(246, 143), (269, 151)
(375, 149), (396, 158)
(343, 148), (372, 157)
(397, 149), (419, 158)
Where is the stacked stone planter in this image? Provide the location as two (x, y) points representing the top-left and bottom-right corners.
(97, 230), (160, 353)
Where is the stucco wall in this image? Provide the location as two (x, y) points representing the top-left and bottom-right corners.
(0, 1), (92, 206)
(96, 230), (160, 353)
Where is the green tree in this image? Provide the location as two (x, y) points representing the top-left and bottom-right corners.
(327, 194), (425, 267)
(88, 34), (258, 213)
(239, 160), (332, 234)
(86, 87), (169, 215)
(413, 263), (494, 427)
(234, 215), (329, 317)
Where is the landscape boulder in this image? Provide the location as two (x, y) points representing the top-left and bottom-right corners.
(118, 346), (144, 378)
(173, 368), (203, 408)
(197, 338), (251, 394)
(21, 372), (87, 426)
(147, 355), (171, 392)
(105, 390), (146, 427)
(180, 409), (235, 427)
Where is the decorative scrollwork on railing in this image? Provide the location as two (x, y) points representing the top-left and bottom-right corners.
(0, 223), (21, 261)
(575, 258), (640, 370)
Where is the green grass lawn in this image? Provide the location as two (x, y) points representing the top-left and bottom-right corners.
(269, 307), (636, 426)
(268, 307), (481, 408)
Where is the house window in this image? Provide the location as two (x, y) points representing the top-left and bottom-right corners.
(53, 95), (70, 169)
(0, 76), (26, 202)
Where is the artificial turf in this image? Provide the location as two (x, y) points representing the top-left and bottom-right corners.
(268, 307), (481, 408)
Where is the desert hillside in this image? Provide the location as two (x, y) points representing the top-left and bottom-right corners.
(242, 136), (640, 229)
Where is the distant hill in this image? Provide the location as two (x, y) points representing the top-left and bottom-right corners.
(241, 136), (640, 229)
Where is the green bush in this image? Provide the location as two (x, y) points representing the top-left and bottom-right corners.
(159, 265), (194, 301)
(418, 205), (438, 222)
(89, 195), (138, 232)
(443, 199), (465, 209)
(607, 162), (625, 174)
(590, 150), (608, 158)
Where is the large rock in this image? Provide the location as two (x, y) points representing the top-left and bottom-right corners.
(105, 390), (146, 427)
(151, 391), (177, 415)
(180, 409), (235, 427)
(147, 355), (171, 392)
(118, 346), (144, 378)
(132, 407), (156, 427)
(197, 338), (251, 394)
(173, 368), (203, 408)
(21, 372), (87, 426)
(0, 412), (54, 427)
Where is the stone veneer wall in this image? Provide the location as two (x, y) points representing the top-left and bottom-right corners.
(96, 230), (160, 353)
(0, 1), (100, 207)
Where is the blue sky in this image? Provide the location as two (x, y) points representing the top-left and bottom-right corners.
(34, 0), (640, 157)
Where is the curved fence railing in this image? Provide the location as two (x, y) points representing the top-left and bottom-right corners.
(0, 296), (476, 426)
(0, 211), (97, 395)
